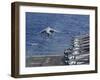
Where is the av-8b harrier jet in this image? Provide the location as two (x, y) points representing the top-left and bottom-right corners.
(40, 27), (59, 38)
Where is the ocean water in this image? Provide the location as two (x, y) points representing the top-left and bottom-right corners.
(26, 12), (89, 56)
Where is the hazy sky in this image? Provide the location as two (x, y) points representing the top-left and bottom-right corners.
(26, 12), (89, 56)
